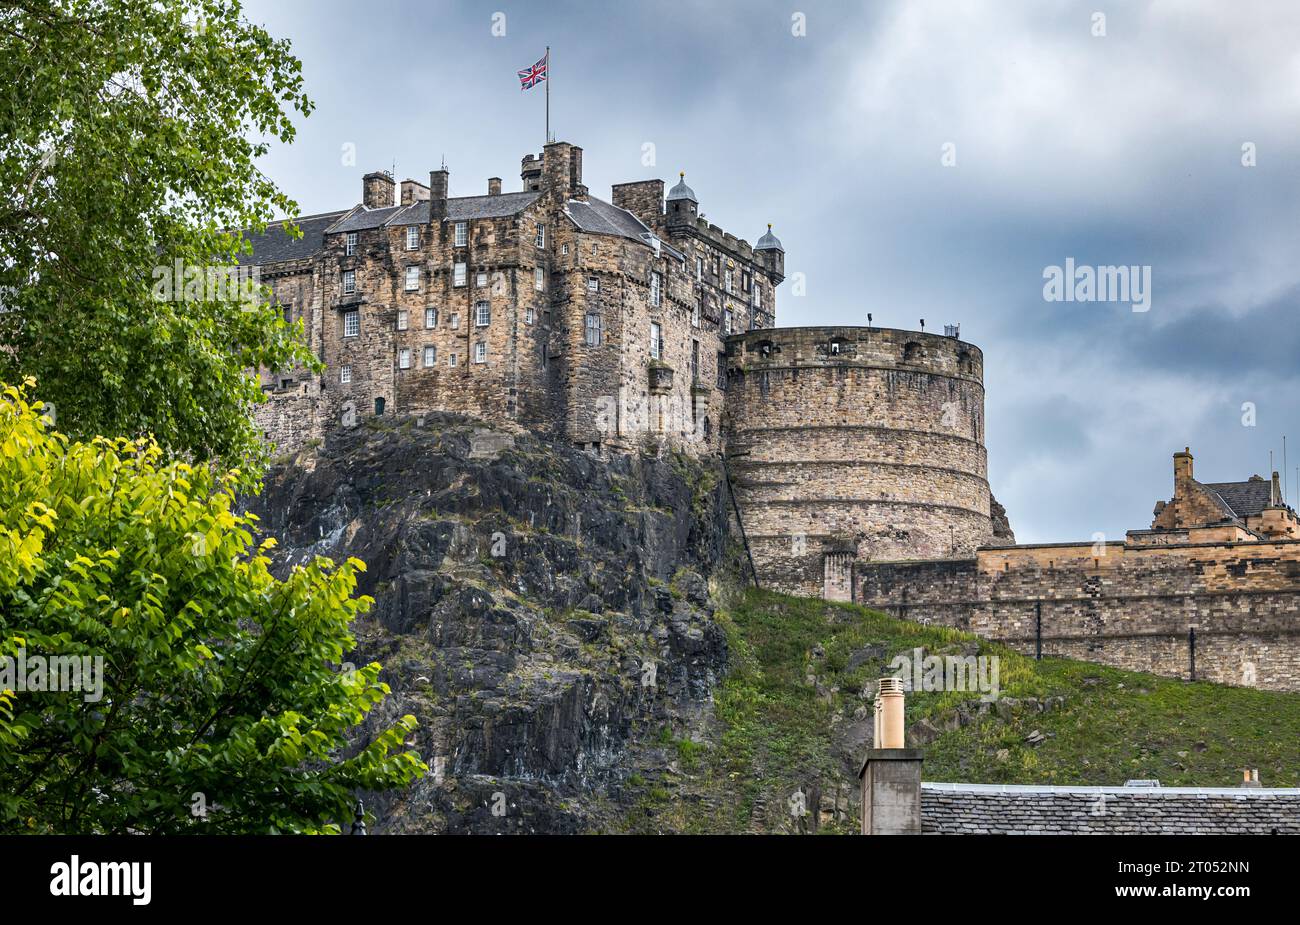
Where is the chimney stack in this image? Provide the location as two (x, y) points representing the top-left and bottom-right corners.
(362, 171), (396, 209)
(1241, 768), (1261, 788)
(488, 177), (502, 196)
(1173, 447), (1194, 484)
(428, 168), (449, 221)
(400, 179), (430, 206)
(1271, 471), (1283, 507)
(859, 677), (923, 835)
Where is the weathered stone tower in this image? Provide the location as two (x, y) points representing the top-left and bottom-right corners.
(724, 326), (993, 597)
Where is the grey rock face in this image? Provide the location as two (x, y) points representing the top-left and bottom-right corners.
(249, 414), (730, 833)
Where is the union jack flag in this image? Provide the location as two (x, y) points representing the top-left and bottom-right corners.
(518, 53), (547, 90)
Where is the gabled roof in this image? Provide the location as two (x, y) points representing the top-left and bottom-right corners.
(1204, 478), (1274, 518)
(236, 211), (347, 266)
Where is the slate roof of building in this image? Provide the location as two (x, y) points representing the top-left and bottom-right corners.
(236, 211), (348, 267)
(565, 196), (686, 260)
(1204, 478), (1274, 518)
(921, 782), (1300, 834)
(243, 190), (671, 266)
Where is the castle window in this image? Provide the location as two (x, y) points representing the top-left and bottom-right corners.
(692, 298), (701, 328)
(406, 226), (419, 250)
(396, 309), (409, 330)
(525, 306), (534, 324)
(724, 269), (733, 294)
(476, 271), (488, 288)
(343, 309), (359, 338)
(342, 270), (356, 295)
(903, 341), (922, 363)
(695, 256), (703, 280)
(830, 339), (840, 355)
(454, 222), (467, 247)
(958, 349), (974, 373)
(475, 301), (490, 327)
(449, 352), (458, 367)
(535, 223), (545, 248)
(425, 307), (437, 328)
(691, 339), (700, 382)
(534, 267), (544, 291)
(587, 277), (599, 293)
(474, 342), (487, 364)
(585, 312), (602, 347)
(741, 270), (751, 292)
(453, 262), (466, 287)
(345, 232), (357, 256)
(405, 267), (419, 291)
(340, 365), (352, 384)
(723, 309), (733, 336)
(650, 322), (662, 360)
(752, 284), (762, 308)
(398, 348), (411, 370)
(650, 271), (661, 307)
(423, 345), (436, 367)
(450, 312), (460, 329)
(717, 353), (727, 389)
(561, 243), (569, 256)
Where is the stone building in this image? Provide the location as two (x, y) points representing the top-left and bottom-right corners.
(857, 449), (1300, 692)
(242, 141), (783, 456)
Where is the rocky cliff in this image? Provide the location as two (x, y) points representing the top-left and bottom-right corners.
(250, 414), (734, 833)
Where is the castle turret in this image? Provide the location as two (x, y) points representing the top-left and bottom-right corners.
(755, 223), (785, 284)
(665, 171), (698, 229)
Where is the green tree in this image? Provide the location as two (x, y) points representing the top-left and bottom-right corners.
(0, 0), (317, 470)
(0, 382), (425, 833)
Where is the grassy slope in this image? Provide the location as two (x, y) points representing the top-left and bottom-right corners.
(618, 589), (1300, 834)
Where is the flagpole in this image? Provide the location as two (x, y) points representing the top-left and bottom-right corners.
(545, 46), (550, 143)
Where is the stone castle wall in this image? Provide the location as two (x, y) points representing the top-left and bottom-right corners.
(724, 326), (993, 596)
(856, 541), (1300, 692)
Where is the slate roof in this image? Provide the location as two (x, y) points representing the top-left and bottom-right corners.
(242, 189), (670, 268)
(921, 783), (1300, 834)
(1204, 478), (1274, 518)
(565, 195), (685, 260)
(236, 211), (347, 267)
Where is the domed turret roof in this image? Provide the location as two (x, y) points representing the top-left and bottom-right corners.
(755, 223), (783, 252)
(666, 171), (697, 202)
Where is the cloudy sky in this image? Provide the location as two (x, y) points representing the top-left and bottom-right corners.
(244, 0), (1300, 544)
